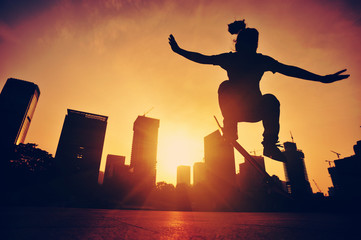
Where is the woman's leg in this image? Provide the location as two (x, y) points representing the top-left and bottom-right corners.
(261, 94), (280, 144)
(218, 81), (239, 140)
(260, 94), (286, 162)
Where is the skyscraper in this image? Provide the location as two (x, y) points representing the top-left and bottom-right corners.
(55, 109), (107, 177)
(0, 78), (40, 147)
(238, 155), (266, 192)
(204, 130), (236, 210)
(104, 154), (126, 181)
(130, 115), (160, 191)
(192, 161), (210, 210)
(103, 154), (131, 198)
(177, 165), (191, 186)
(204, 130), (236, 187)
(283, 141), (312, 198)
(193, 161), (206, 186)
(328, 140), (361, 199)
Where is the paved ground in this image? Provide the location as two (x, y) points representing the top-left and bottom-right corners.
(0, 207), (359, 239)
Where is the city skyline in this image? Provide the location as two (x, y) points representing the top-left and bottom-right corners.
(0, 76), (359, 205)
(0, 0), (360, 193)
(0, 76), (358, 195)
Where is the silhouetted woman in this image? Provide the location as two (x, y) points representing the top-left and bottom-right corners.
(168, 20), (349, 162)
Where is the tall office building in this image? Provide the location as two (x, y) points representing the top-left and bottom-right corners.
(192, 161), (210, 210)
(55, 109), (107, 177)
(193, 162), (206, 186)
(204, 130), (236, 187)
(103, 154), (131, 196)
(283, 141), (312, 198)
(204, 130), (236, 210)
(177, 165), (191, 186)
(328, 140), (361, 199)
(238, 155), (265, 192)
(130, 115), (160, 190)
(0, 78), (40, 147)
(104, 155), (126, 180)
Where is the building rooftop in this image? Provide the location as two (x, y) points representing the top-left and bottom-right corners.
(67, 109), (108, 122)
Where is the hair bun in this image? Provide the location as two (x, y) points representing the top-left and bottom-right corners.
(228, 20), (246, 35)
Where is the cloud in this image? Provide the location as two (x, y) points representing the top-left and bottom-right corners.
(0, 0), (57, 26)
(342, 0), (361, 25)
(340, 0), (361, 11)
(0, 0), (170, 43)
(320, 0), (361, 25)
(0, 22), (19, 43)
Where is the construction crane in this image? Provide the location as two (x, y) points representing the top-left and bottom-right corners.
(325, 160), (334, 167)
(312, 179), (322, 193)
(330, 150), (341, 159)
(249, 148), (263, 156)
(143, 107), (154, 117)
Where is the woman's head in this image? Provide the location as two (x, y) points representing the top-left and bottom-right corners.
(235, 28), (259, 53)
(228, 20), (259, 53)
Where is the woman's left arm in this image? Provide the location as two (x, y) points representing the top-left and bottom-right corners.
(274, 62), (349, 83)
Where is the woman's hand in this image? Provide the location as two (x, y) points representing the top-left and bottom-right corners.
(167, 34), (213, 64)
(168, 34), (181, 53)
(320, 69), (350, 83)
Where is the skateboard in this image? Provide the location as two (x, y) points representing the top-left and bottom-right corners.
(214, 116), (291, 198)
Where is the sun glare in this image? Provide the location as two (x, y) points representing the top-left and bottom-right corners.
(158, 130), (203, 181)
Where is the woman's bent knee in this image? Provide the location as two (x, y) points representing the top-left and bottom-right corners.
(262, 94), (280, 108)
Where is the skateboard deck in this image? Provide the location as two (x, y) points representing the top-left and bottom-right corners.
(214, 116), (291, 198)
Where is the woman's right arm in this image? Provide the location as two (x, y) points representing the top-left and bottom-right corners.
(168, 34), (216, 65)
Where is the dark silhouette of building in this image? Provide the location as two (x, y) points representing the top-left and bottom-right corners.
(204, 130), (236, 210)
(283, 141), (312, 199)
(130, 115), (160, 197)
(0, 78), (40, 147)
(236, 155), (289, 210)
(104, 154), (131, 187)
(193, 161), (206, 186)
(328, 167), (339, 195)
(177, 165), (191, 186)
(103, 154), (131, 202)
(328, 140), (361, 199)
(238, 155), (265, 192)
(192, 161), (210, 211)
(104, 155), (125, 181)
(55, 109), (107, 181)
(175, 165), (192, 210)
(98, 171), (105, 185)
(104, 155), (126, 181)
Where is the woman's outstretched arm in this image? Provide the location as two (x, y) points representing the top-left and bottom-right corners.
(275, 62), (350, 83)
(168, 34), (215, 64)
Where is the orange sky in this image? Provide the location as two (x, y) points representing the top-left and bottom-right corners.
(1, 0), (360, 194)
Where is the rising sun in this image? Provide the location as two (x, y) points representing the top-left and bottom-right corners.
(157, 130), (203, 184)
